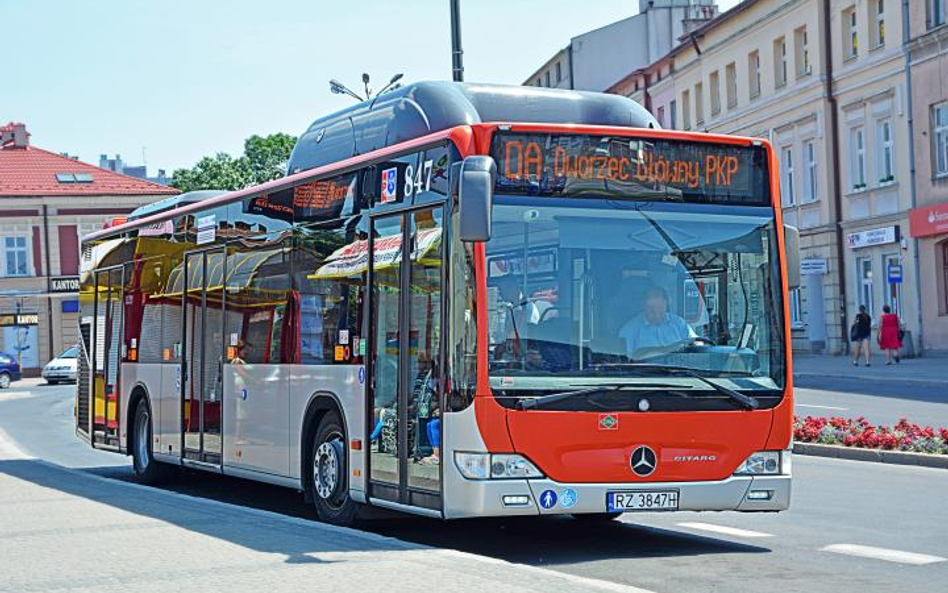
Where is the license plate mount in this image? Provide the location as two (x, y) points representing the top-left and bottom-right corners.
(606, 490), (680, 512)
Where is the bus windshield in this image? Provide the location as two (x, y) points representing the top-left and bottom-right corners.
(484, 197), (785, 408)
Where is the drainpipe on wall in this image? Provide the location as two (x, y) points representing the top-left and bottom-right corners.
(42, 204), (53, 362)
(902, 0), (924, 355)
(568, 43), (575, 90)
(822, 0), (850, 355)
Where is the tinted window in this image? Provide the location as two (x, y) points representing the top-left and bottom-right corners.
(293, 219), (367, 364)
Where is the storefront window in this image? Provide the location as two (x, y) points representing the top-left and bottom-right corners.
(857, 257), (874, 315)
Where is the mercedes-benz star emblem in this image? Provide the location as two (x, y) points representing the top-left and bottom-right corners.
(630, 445), (657, 477)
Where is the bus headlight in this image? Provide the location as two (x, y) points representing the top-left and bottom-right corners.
(454, 452), (544, 480)
(733, 451), (781, 475)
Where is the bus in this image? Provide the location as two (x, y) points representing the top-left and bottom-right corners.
(76, 81), (800, 525)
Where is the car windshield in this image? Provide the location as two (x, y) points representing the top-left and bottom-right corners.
(484, 197), (785, 407)
(59, 346), (78, 359)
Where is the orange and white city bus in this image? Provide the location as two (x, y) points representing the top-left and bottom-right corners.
(76, 82), (799, 525)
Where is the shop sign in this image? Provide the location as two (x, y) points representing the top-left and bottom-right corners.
(909, 202), (948, 238)
(847, 226), (899, 249)
(800, 258), (827, 275)
(0, 313), (40, 326)
(50, 275), (80, 293)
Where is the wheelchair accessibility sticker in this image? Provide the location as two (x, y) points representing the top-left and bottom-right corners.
(539, 489), (557, 509)
(560, 488), (578, 508)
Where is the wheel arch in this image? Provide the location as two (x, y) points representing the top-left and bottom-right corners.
(125, 382), (151, 455)
(300, 391), (348, 500)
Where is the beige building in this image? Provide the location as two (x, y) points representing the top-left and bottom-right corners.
(609, 0), (926, 356)
(907, 0), (948, 354)
(0, 122), (178, 374)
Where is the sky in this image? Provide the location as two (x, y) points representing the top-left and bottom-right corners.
(5, 0), (741, 174)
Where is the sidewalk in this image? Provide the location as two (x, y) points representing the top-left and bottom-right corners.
(792, 353), (948, 386)
(0, 434), (652, 593)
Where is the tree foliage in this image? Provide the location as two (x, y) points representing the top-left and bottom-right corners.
(170, 132), (297, 193)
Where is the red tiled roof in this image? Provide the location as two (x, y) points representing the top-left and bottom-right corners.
(0, 144), (179, 197)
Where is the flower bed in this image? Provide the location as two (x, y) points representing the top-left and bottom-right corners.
(793, 416), (948, 455)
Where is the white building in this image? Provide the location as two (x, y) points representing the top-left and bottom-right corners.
(523, 0), (718, 91)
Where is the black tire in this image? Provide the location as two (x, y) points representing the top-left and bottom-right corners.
(0, 372), (10, 389)
(572, 512), (623, 523)
(131, 398), (173, 484)
(309, 411), (362, 526)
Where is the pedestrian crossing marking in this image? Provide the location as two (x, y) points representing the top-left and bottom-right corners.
(823, 544), (946, 565)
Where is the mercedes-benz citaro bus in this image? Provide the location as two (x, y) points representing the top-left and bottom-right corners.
(76, 82), (800, 525)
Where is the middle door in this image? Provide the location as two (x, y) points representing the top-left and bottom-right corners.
(369, 206), (444, 509)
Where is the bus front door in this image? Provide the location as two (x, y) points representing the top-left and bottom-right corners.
(180, 248), (225, 465)
(368, 206), (444, 512)
(91, 266), (124, 450)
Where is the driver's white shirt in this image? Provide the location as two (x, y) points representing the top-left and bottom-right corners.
(620, 312), (696, 356)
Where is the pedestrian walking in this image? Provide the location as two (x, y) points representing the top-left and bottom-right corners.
(850, 305), (872, 366)
(877, 305), (902, 365)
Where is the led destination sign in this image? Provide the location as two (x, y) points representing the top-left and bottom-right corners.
(492, 133), (771, 206)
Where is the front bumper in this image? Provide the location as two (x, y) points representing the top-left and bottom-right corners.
(443, 473), (791, 519)
(42, 370), (76, 381)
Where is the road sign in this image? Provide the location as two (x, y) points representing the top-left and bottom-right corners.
(887, 264), (902, 284)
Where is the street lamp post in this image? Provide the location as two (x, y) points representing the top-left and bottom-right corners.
(450, 0), (464, 82)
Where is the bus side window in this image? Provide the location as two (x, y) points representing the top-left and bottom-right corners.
(225, 238), (292, 365)
(292, 218), (366, 365)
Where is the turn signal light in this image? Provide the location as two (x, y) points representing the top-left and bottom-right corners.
(454, 452), (544, 480)
(733, 451), (781, 475)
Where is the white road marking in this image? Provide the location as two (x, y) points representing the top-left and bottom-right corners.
(676, 522), (774, 538)
(0, 391), (35, 402)
(0, 425), (31, 460)
(796, 404), (848, 411)
(822, 544), (946, 565)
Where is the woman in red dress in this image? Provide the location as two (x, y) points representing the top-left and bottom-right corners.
(877, 305), (902, 365)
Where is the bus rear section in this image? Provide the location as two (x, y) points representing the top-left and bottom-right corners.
(439, 127), (793, 519)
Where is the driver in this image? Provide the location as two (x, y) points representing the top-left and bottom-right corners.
(619, 286), (696, 357)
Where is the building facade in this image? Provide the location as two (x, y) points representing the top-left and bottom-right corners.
(0, 122), (178, 374)
(524, 0), (718, 91)
(907, 0), (948, 354)
(608, 0), (930, 356)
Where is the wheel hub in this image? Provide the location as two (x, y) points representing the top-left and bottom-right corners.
(314, 439), (343, 500)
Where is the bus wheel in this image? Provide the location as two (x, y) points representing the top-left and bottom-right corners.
(132, 399), (171, 485)
(310, 411), (360, 526)
(571, 512), (623, 523)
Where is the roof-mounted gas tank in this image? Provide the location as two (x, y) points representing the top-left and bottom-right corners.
(287, 81), (658, 174)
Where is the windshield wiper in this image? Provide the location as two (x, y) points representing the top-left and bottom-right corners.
(516, 382), (688, 411)
(598, 363), (760, 410)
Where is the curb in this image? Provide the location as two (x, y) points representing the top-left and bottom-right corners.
(792, 371), (948, 387)
(793, 442), (948, 469)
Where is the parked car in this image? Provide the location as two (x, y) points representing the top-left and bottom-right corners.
(0, 352), (21, 389)
(42, 345), (79, 384)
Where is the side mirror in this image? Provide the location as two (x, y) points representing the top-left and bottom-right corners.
(457, 156), (496, 243)
(783, 224), (800, 289)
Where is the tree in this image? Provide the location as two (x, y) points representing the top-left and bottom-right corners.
(244, 133), (297, 185)
(170, 132), (297, 193)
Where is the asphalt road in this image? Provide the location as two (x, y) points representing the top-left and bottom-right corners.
(794, 375), (948, 427)
(2, 380), (946, 593)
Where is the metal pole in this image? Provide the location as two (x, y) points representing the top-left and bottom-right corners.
(450, 0), (464, 82)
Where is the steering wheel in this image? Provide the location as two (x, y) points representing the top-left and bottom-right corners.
(538, 306), (561, 323)
(631, 336), (716, 361)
